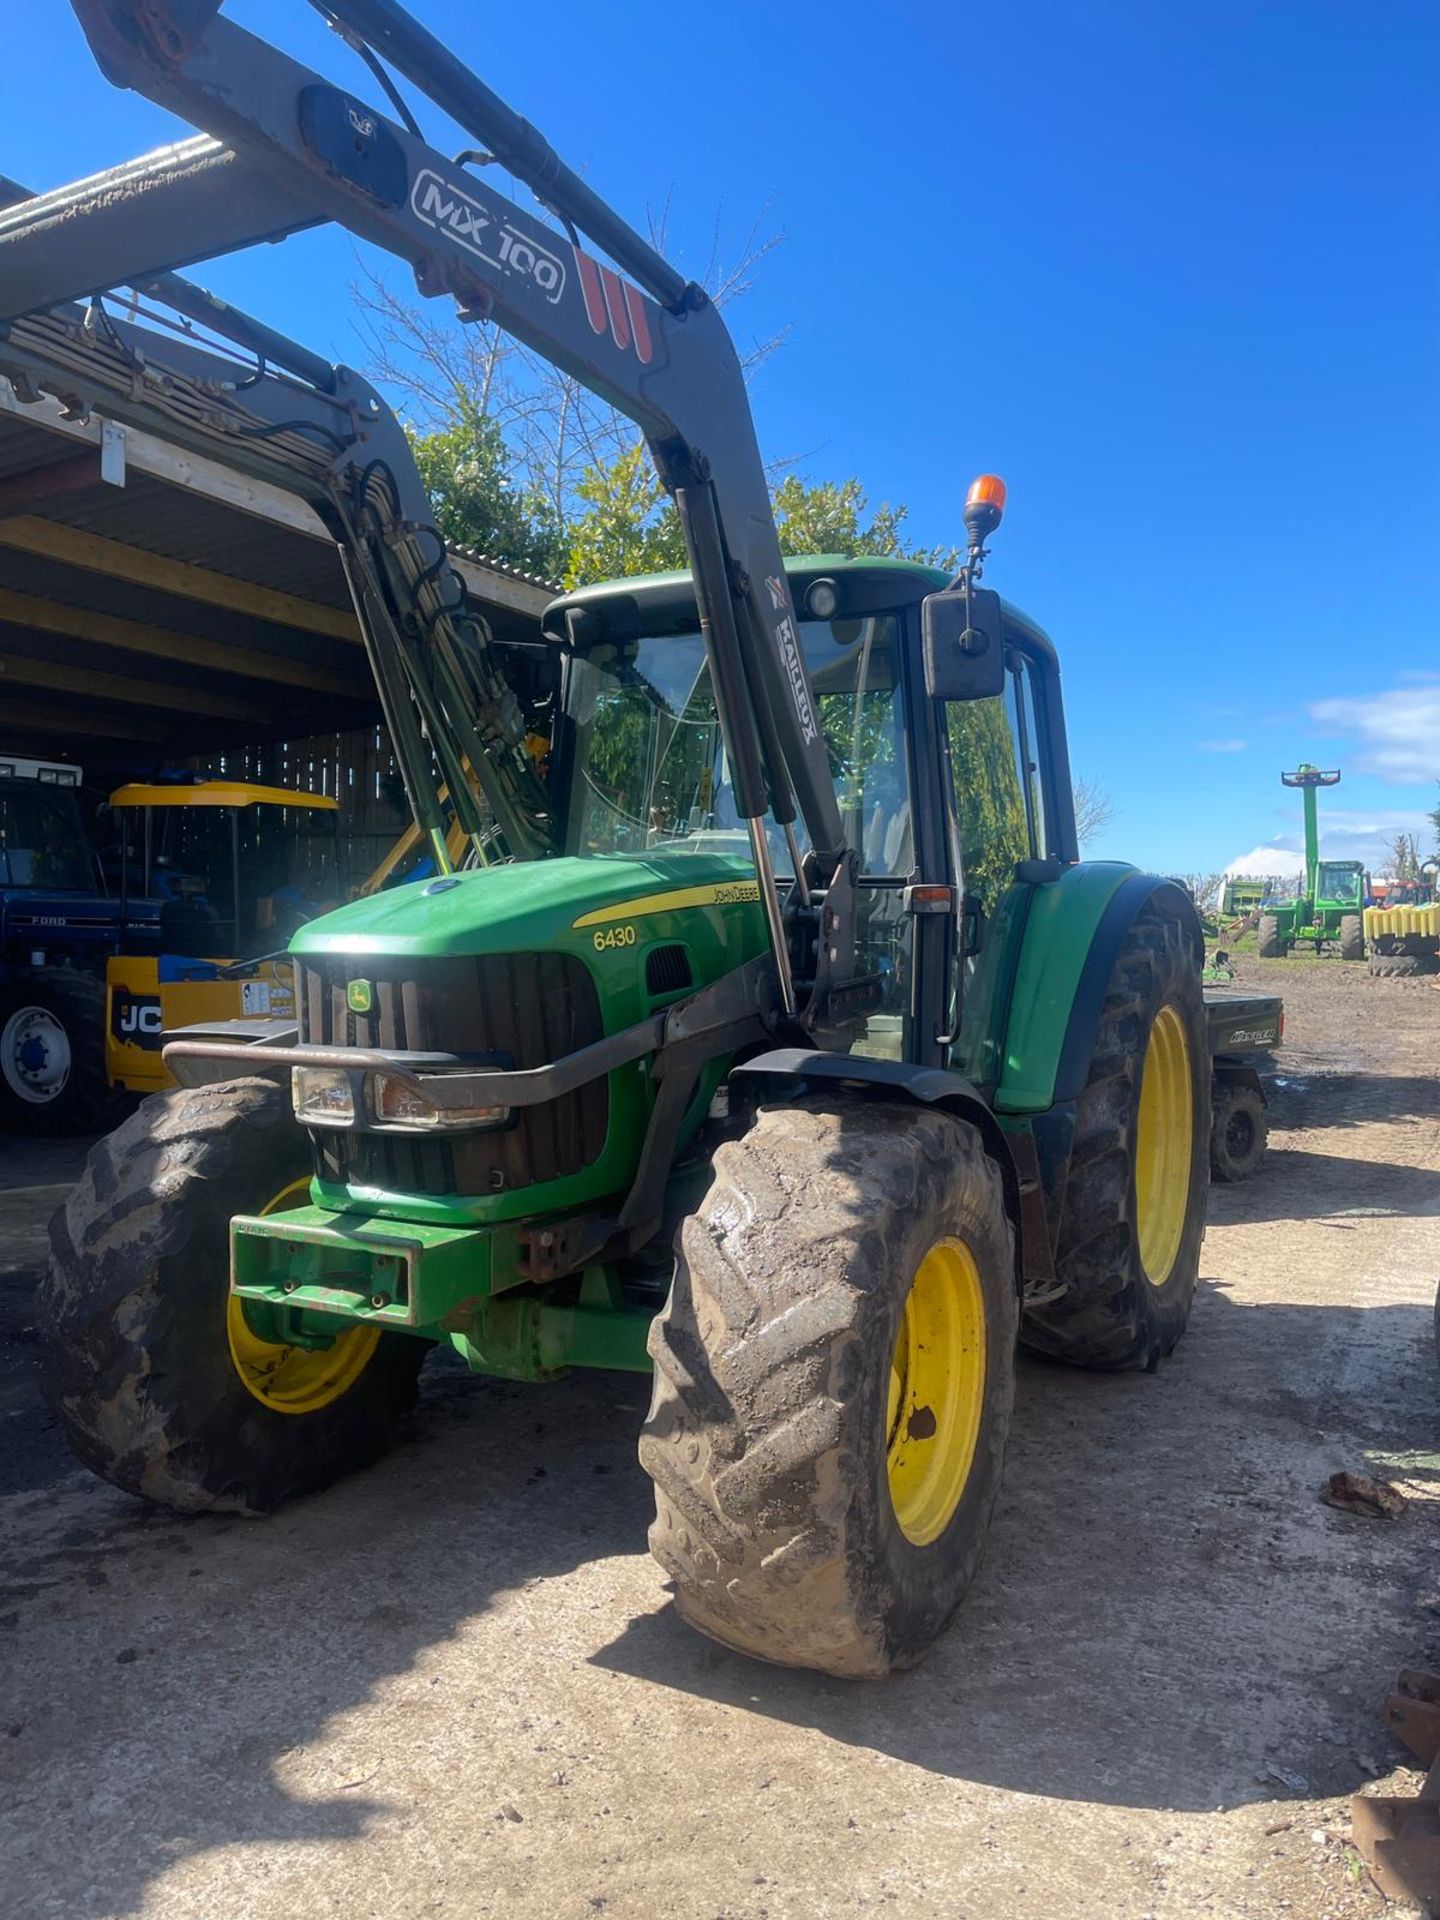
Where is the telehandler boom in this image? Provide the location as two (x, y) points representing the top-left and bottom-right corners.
(13, 0), (1211, 1677)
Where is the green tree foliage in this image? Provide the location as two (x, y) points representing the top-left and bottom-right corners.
(563, 443), (689, 588)
(365, 216), (958, 587)
(560, 458), (961, 588)
(771, 475), (960, 572)
(408, 403), (566, 581)
(411, 418), (960, 588)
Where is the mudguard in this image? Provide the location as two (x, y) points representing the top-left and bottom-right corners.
(996, 868), (1204, 1114)
(1212, 1058), (1267, 1103)
(729, 1049), (1024, 1291)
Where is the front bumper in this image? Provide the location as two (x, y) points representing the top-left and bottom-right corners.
(231, 1204), (488, 1330)
(167, 1018), (664, 1134)
(230, 1203), (654, 1379)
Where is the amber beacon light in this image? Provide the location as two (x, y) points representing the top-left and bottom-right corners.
(964, 474), (1007, 540)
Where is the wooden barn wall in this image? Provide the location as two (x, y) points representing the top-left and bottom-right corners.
(187, 726), (410, 900)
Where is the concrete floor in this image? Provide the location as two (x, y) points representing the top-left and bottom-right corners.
(2, 961), (1439, 1919)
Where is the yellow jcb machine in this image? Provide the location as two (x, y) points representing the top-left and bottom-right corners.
(105, 779), (340, 1094)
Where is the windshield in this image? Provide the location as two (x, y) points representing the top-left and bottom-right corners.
(0, 786), (93, 890)
(558, 616), (912, 876)
(124, 802), (340, 956)
(1318, 861), (1362, 905)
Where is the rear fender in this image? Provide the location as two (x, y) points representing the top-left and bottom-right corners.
(729, 1049), (1024, 1294)
(997, 869), (1204, 1114)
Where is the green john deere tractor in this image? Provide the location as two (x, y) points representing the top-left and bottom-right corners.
(27, 0), (1211, 1679)
(1256, 765), (1366, 959)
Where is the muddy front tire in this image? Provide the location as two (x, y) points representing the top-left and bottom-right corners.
(1256, 913), (1283, 959)
(641, 1097), (1018, 1679)
(1338, 914), (1364, 962)
(1023, 900), (1209, 1369)
(40, 1077), (425, 1515)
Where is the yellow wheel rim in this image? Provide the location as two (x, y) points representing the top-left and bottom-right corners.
(226, 1177), (382, 1415)
(1134, 1004), (1193, 1287)
(885, 1237), (987, 1546)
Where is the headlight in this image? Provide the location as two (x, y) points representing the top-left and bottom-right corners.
(291, 1066), (356, 1127)
(371, 1072), (511, 1133)
(291, 1062), (510, 1133)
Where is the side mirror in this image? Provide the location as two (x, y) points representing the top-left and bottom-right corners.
(921, 586), (1006, 700)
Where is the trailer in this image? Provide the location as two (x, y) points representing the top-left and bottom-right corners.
(1205, 989), (1283, 1181)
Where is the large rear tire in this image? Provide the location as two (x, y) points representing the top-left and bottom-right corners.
(1338, 914), (1364, 961)
(40, 1076), (425, 1514)
(1256, 913), (1283, 959)
(1023, 900), (1209, 1369)
(0, 971), (131, 1136)
(641, 1097), (1017, 1678)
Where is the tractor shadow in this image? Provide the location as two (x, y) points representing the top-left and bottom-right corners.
(593, 1284), (1440, 1813)
(0, 1134), (95, 1495)
(4, 1290), (1438, 1919)
(5, 1101), (1439, 1913)
(0, 1355), (657, 1920)
(1205, 1144), (1440, 1225)
(1263, 1068), (1440, 1134)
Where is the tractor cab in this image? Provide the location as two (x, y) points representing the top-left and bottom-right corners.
(0, 757), (94, 896)
(105, 779), (340, 1093)
(0, 754), (151, 967)
(545, 555), (1061, 1070)
(1315, 860), (1365, 911)
(1383, 869), (1439, 908)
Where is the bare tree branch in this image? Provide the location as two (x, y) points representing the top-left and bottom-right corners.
(350, 199), (786, 543)
(1072, 776), (1118, 848)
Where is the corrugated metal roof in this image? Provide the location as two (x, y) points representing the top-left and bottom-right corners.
(8, 465), (354, 607)
(447, 539), (560, 593)
(0, 387), (553, 612)
(0, 362), (555, 774)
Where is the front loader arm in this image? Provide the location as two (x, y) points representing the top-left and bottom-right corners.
(0, 180), (551, 864)
(53, 0), (848, 898)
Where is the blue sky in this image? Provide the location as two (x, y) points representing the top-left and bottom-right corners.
(11, 1), (1438, 876)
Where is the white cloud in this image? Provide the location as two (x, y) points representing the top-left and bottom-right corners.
(1198, 738), (1248, 754)
(1222, 808), (1433, 881)
(1224, 844), (1305, 881)
(1308, 686), (1440, 785)
(1325, 806), (1435, 838)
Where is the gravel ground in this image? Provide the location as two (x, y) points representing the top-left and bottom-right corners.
(2, 954), (1438, 1919)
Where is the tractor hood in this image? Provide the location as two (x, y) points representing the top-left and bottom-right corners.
(290, 849), (763, 961)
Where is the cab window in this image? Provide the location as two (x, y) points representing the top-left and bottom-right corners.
(943, 652), (1051, 915)
(0, 788), (93, 890)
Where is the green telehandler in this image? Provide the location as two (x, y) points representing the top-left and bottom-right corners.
(10, 0), (1211, 1678)
(1256, 765), (1366, 959)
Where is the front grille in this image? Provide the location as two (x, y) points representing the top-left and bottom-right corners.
(645, 943), (693, 997)
(299, 952), (608, 1197)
